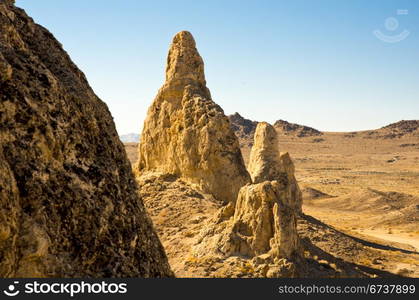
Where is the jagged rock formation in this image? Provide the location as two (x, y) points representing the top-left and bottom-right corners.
(248, 122), (302, 212)
(0, 1), (172, 277)
(136, 172), (222, 276)
(135, 31), (250, 204)
(193, 123), (304, 277)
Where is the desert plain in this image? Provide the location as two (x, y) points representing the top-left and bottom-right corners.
(125, 118), (419, 277)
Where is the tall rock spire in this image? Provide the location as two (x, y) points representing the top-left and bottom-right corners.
(135, 31), (250, 204)
(248, 122), (282, 183)
(165, 31), (206, 85)
(249, 122), (302, 212)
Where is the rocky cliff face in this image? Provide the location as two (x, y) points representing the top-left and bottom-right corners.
(135, 31), (250, 204)
(0, 1), (172, 277)
(193, 123), (304, 277)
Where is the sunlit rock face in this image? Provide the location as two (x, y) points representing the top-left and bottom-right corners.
(135, 31), (250, 204)
(0, 1), (172, 277)
(248, 122), (302, 212)
(193, 122), (304, 277)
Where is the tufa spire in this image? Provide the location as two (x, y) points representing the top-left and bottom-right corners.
(165, 31), (206, 86)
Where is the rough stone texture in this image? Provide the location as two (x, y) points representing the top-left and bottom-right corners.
(192, 123), (304, 277)
(248, 122), (282, 183)
(0, 2), (172, 277)
(248, 122), (302, 212)
(194, 180), (302, 262)
(135, 31), (250, 204)
(136, 171), (222, 277)
(233, 181), (301, 259)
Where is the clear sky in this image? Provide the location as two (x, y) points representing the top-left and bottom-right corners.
(16, 0), (419, 134)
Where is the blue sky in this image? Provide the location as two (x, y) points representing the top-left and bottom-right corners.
(16, 0), (419, 134)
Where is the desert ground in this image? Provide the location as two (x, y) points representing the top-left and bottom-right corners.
(125, 119), (419, 277)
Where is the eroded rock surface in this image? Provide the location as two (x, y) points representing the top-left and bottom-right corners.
(193, 123), (304, 277)
(0, 1), (172, 277)
(248, 122), (302, 212)
(135, 31), (250, 204)
(248, 122), (282, 183)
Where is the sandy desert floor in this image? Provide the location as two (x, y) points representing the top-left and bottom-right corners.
(124, 129), (419, 277)
(256, 131), (418, 276)
(274, 132), (419, 236)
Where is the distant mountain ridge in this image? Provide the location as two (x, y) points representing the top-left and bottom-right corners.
(119, 117), (418, 145)
(382, 120), (419, 131)
(228, 113), (258, 147)
(377, 120), (419, 139)
(273, 119), (323, 137)
(227, 113), (419, 143)
(356, 120), (419, 140)
(228, 113), (323, 146)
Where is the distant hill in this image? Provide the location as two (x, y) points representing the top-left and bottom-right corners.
(228, 113), (258, 147)
(382, 120), (419, 132)
(228, 113), (419, 143)
(228, 113), (323, 147)
(350, 120), (419, 140)
(120, 133), (140, 143)
(377, 120), (419, 139)
(273, 119), (323, 137)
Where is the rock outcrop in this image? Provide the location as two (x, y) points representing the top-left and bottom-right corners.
(0, 1), (172, 277)
(135, 31), (250, 204)
(248, 122), (302, 212)
(193, 123), (304, 277)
